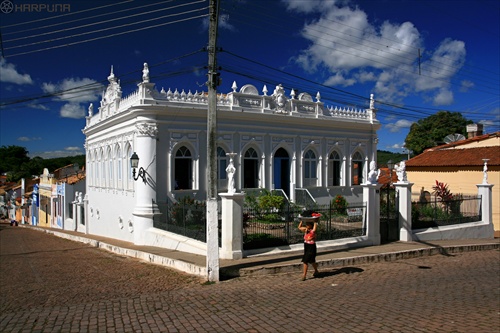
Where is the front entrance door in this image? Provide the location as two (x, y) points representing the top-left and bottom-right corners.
(273, 148), (290, 197)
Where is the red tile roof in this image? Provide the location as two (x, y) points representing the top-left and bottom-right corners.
(430, 131), (499, 150)
(377, 167), (398, 186)
(406, 135), (500, 168)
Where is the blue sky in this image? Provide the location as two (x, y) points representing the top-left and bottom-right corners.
(1, 0), (499, 159)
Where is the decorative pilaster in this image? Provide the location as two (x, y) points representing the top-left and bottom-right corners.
(132, 120), (160, 245)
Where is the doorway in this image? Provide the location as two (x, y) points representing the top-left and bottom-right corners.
(273, 148), (290, 197)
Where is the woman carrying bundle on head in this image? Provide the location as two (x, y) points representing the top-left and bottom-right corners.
(298, 211), (320, 281)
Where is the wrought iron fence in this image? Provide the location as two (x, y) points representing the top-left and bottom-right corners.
(243, 202), (366, 250)
(155, 197), (211, 242)
(411, 195), (481, 230)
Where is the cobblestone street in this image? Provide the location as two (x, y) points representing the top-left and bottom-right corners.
(1, 224), (499, 332)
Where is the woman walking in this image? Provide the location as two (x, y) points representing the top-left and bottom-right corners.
(298, 213), (320, 281)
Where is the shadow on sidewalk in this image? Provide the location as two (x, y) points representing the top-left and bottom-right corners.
(313, 266), (364, 279)
(414, 240), (455, 257)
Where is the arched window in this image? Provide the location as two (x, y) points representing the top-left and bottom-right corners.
(352, 151), (363, 185)
(243, 147), (259, 188)
(107, 147), (113, 188)
(89, 151), (94, 186)
(115, 146), (122, 190)
(99, 148), (104, 187)
(329, 151), (341, 186)
(94, 150), (99, 186)
(217, 147), (228, 191)
(304, 149), (317, 187)
(126, 145), (133, 190)
(175, 146), (192, 190)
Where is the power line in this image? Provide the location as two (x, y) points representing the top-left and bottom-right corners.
(3, 14), (208, 58)
(217, 49), (499, 128)
(222, 1), (499, 95)
(3, 0), (205, 43)
(0, 49), (206, 108)
(1, 1), (171, 36)
(4, 7), (208, 52)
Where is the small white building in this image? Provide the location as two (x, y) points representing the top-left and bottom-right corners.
(82, 63), (381, 252)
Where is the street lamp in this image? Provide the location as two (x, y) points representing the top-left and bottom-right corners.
(130, 152), (146, 183)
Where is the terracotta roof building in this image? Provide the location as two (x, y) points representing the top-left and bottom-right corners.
(405, 131), (500, 236)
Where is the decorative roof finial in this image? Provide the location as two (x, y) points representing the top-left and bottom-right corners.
(142, 63), (150, 83)
(482, 159), (490, 184)
(108, 65), (116, 83)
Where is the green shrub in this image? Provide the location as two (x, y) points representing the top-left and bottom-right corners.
(332, 194), (348, 215)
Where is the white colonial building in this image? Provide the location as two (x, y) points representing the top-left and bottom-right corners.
(82, 63), (381, 253)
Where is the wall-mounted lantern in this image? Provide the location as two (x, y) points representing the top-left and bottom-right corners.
(130, 152), (146, 183)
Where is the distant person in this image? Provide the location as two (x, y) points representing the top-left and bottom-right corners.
(298, 211), (320, 281)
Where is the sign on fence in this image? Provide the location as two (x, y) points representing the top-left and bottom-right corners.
(347, 208), (363, 217)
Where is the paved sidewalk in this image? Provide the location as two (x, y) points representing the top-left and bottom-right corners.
(12, 222), (500, 279)
(2, 224), (499, 333)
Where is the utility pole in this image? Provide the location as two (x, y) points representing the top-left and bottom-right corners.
(206, 0), (220, 282)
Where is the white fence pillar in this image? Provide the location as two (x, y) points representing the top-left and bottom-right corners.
(362, 183), (382, 245)
(219, 193), (245, 259)
(477, 183), (494, 226)
(394, 182), (414, 242)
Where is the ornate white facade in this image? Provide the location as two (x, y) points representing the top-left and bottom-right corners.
(83, 63), (381, 249)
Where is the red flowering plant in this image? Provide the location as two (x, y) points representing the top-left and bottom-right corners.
(432, 180), (463, 215)
(332, 194), (348, 215)
(432, 180), (453, 202)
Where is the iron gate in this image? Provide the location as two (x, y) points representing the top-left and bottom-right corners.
(380, 186), (398, 243)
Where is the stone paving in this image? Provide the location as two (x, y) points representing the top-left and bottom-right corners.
(1, 223), (499, 332)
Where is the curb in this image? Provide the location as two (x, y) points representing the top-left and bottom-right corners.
(17, 224), (499, 279)
(23, 225), (207, 277)
(231, 243), (500, 277)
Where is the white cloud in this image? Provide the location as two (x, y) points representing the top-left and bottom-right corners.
(219, 14), (237, 31)
(42, 77), (102, 104)
(41, 77), (102, 118)
(385, 119), (414, 133)
(388, 143), (403, 150)
(201, 14), (236, 32)
(0, 58), (33, 85)
(415, 38), (465, 91)
(27, 103), (49, 110)
(283, 0), (339, 14)
(460, 80), (474, 92)
(60, 102), (86, 119)
(433, 88), (453, 106)
(30, 148), (83, 159)
(283, 0), (467, 105)
(17, 136), (42, 142)
(324, 72), (356, 86)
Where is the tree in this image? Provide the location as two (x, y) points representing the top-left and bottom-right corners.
(0, 145), (31, 180)
(0, 145), (85, 182)
(404, 111), (472, 155)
